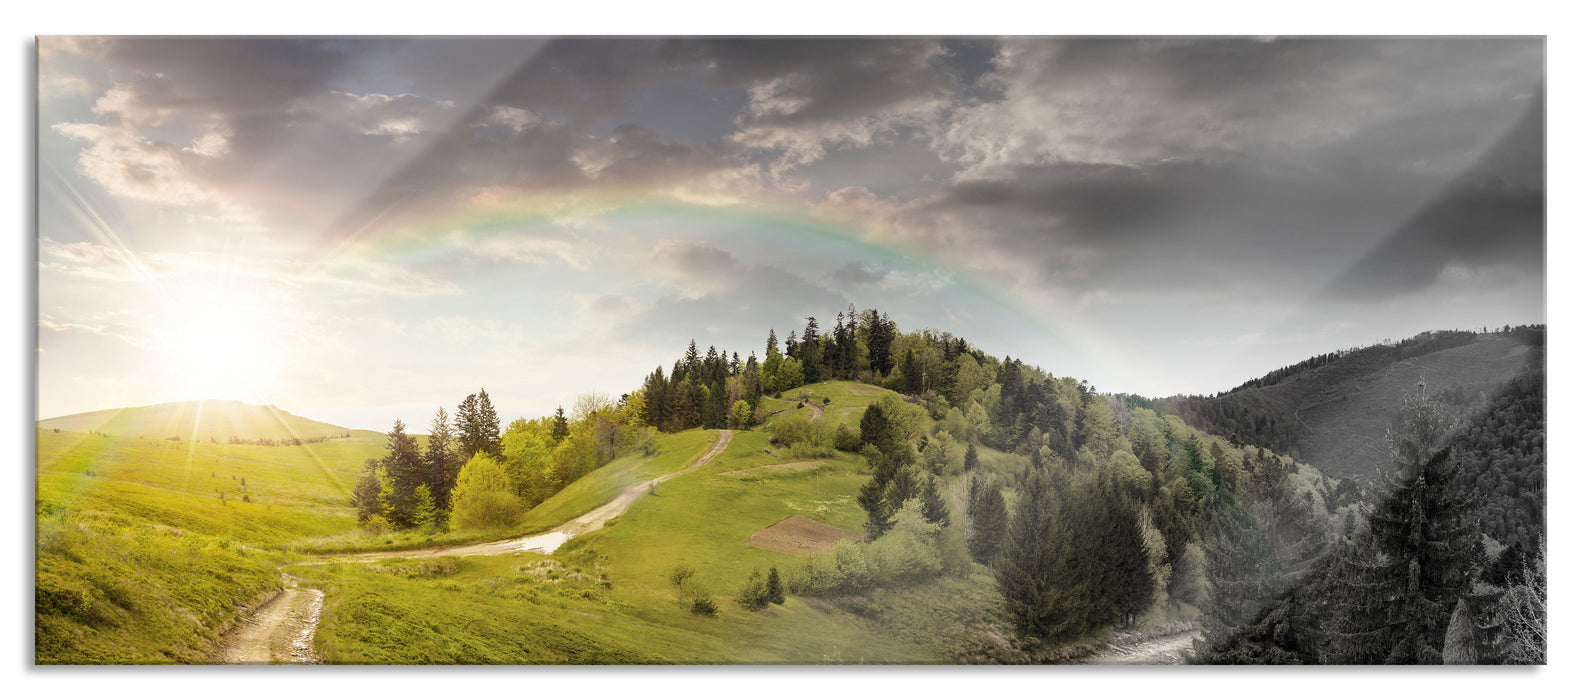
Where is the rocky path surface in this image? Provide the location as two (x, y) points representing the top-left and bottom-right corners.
(214, 575), (324, 664)
(1080, 628), (1200, 665)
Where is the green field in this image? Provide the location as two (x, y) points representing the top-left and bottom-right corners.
(38, 399), (356, 443)
(37, 383), (1027, 664)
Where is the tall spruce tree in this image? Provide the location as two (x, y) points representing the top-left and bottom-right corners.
(968, 475), (1008, 567)
(424, 407), (459, 516)
(475, 389), (502, 458)
(455, 393), (481, 459)
(994, 466), (1073, 640)
(380, 419), (426, 527)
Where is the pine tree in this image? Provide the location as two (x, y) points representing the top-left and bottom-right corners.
(550, 406), (570, 444)
(1327, 385), (1479, 664)
(920, 475), (950, 527)
(766, 566), (786, 605)
(994, 467), (1074, 640)
(475, 389), (502, 458)
(424, 407), (458, 519)
(968, 475), (1007, 567)
(1328, 449), (1480, 664)
(351, 458), (386, 524)
(455, 393), (481, 458)
(964, 442), (979, 471)
(380, 419), (426, 527)
(801, 316), (822, 384)
(901, 347), (923, 394)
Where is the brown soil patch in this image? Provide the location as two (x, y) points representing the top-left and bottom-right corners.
(746, 515), (865, 555)
(718, 461), (826, 478)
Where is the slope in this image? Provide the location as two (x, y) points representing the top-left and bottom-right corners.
(39, 399), (353, 443)
(1158, 329), (1542, 483)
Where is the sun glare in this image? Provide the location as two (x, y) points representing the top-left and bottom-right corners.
(153, 275), (281, 403)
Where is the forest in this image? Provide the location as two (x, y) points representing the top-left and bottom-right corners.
(331, 305), (1550, 662)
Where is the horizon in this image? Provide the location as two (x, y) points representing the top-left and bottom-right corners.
(37, 37), (1545, 431)
(34, 321), (1542, 433)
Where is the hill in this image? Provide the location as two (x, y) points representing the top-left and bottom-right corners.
(1153, 328), (1543, 483)
(38, 400), (354, 443)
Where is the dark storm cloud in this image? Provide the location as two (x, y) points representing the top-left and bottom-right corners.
(918, 37), (1545, 300)
(69, 37), (361, 116)
(483, 39), (673, 124)
(1322, 94), (1545, 300)
(663, 38), (960, 126)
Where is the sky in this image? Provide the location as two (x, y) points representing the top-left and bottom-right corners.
(35, 35), (1546, 431)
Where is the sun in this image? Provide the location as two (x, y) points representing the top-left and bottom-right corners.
(152, 274), (282, 402)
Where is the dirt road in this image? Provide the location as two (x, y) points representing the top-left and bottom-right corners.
(212, 430), (734, 664)
(214, 575), (324, 664)
(1080, 628), (1200, 665)
(330, 429), (734, 562)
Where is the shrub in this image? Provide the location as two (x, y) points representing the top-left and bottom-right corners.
(736, 568), (770, 610)
(690, 595), (719, 616)
(834, 423), (863, 452)
(449, 454), (524, 531)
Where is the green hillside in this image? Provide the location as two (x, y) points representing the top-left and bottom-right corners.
(293, 380), (981, 664)
(39, 400), (353, 443)
(35, 427), (385, 663)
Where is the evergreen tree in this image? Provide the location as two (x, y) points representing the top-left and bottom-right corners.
(964, 442), (979, 471)
(901, 347), (923, 394)
(801, 316), (822, 384)
(642, 367), (670, 429)
(1328, 449), (1480, 664)
(766, 566), (787, 605)
(684, 339), (701, 378)
(380, 419), (426, 527)
(994, 467), (1073, 640)
(455, 393), (481, 458)
(475, 389), (502, 458)
(351, 459), (387, 525)
(550, 406), (570, 444)
(968, 476), (1007, 567)
(919, 475), (951, 527)
(424, 407), (459, 518)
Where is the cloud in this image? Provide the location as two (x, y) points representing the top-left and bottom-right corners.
(665, 39), (962, 174)
(934, 38), (1543, 177)
(40, 237), (459, 299)
(453, 230), (593, 270)
(625, 239), (847, 348)
(828, 261), (884, 287)
(52, 120), (253, 221)
(310, 91), (456, 139)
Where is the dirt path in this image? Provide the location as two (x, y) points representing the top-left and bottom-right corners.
(329, 429), (735, 562)
(214, 575), (324, 664)
(1080, 628), (1200, 665)
(807, 403), (824, 419)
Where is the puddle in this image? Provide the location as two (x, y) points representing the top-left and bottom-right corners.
(512, 531), (571, 554)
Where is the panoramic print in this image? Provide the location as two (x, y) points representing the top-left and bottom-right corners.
(35, 36), (1545, 664)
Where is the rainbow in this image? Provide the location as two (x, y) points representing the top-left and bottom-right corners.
(329, 188), (1134, 385)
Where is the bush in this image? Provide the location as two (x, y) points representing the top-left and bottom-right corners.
(736, 568), (770, 610)
(690, 596), (719, 616)
(450, 454), (524, 531)
(834, 423), (864, 452)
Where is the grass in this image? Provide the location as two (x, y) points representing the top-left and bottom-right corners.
(38, 399), (353, 443)
(36, 380), (1046, 664)
(516, 428), (719, 532)
(35, 508), (289, 664)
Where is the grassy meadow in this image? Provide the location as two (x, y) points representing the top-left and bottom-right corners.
(37, 382), (1029, 664)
